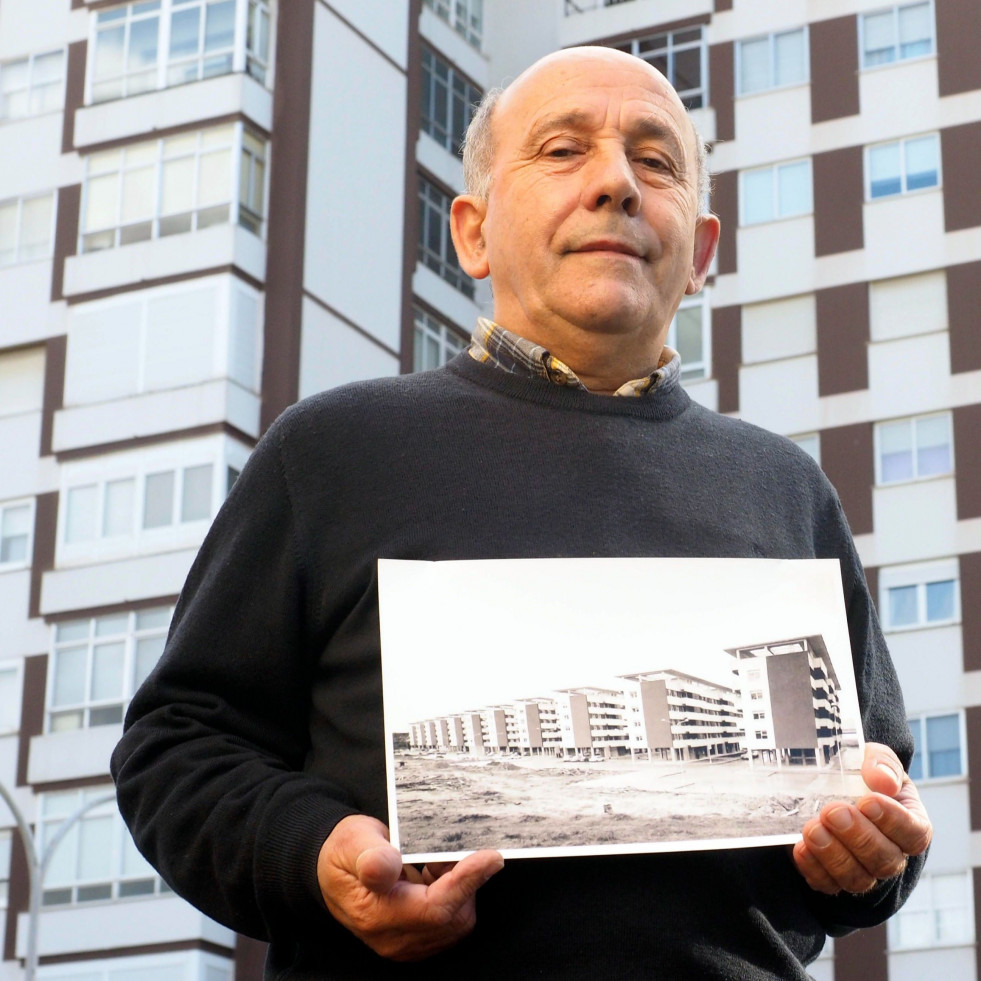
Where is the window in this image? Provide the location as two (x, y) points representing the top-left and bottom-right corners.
(423, 0), (483, 49)
(41, 952), (233, 981)
(421, 47), (482, 156)
(668, 294), (710, 381)
(47, 607), (171, 732)
(882, 565), (958, 630)
(0, 664), (20, 731)
(791, 434), (820, 464)
(876, 412), (952, 483)
(908, 712), (963, 781)
(866, 134), (939, 199)
(740, 159), (812, 225)
(0, 49), (64, 121)
(862, 2), (934, 68)
(0, 192), (55, 266)
(888, 870), (973, 949)
(738, 28), (808, 95)
(39, 787), (168, 905)
(0, 831), (9, 907)
(613, 28), (705, 110)
(0, 500), (32, 567)
(80, 123), (266, 251)
(89, 0), (271, 103)
(413, 307), (466, 371)
(418, 174), (473, 298)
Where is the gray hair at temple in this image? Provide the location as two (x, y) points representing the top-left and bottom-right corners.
(461, 83), (711, 214)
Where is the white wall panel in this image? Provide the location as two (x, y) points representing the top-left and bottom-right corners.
(417, 133), (465, 195)
(887, 625), (962, 715)
(864, 191), (945, 282)
(888, 946), (975, 981)
(683, 377), (718, 413)
(742, 293), (815, 364)
(873, 478), (957, 566)
(0, 415), (57, 500)
(0, 0), (80, 57)
(28, 724), (121, 784)
(0, 571), (47, 659)
(65, 300), (142, 405)
(0, 117), (63, 200)
(419, 5), (488, 85)
(739, 354), (818, 434)
(868, 331), (951, 420)
(858, 58), (939, 145)
(0, 263), (59, 347)
(735, 216), (814, 303)
(733, 86), (812, 172)
(327, 0), (409, 70)
(559, 0), (712, 49)
(0, 346), (45, 414)
(916, 783), (971, 871)
(870, 270), (947, 342)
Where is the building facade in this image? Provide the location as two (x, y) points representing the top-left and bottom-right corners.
(0, 0), (978, 978)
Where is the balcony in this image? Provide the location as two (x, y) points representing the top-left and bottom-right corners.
(564, 0), (636, 12)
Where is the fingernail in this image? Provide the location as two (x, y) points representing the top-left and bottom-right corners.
(876, 759), (900, 781)
(826, 807), (853, 831)
(860, 799), (884, 821)
(809, 825), (833, 848)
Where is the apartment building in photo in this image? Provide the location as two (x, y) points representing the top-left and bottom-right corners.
(0, 0), (978, 977)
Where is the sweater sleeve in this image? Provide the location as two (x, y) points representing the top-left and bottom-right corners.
(110, 414), (360, 941)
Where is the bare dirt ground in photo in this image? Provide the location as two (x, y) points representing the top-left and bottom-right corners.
(393, 751), (867, 855)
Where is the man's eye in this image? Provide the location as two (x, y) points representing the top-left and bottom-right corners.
(546, 146), (578, 158)
(638, 156), (668, 170)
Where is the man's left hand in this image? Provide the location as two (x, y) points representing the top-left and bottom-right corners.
(793, 742), (932, 895)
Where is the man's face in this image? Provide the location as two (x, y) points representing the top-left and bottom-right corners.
(458, 50), (717, 360)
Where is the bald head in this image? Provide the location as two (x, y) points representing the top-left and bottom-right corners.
(462, 47), (709, 209)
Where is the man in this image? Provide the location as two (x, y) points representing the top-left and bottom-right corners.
(112, 47), (931, 979)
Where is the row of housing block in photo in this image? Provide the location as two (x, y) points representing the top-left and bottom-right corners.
(407, 636), (845, 766)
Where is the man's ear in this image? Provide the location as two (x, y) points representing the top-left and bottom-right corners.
(685, 213), (721, 295)
(450, 195), (490, 280)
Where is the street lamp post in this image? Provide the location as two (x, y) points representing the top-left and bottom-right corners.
(0, 780), (116, 981)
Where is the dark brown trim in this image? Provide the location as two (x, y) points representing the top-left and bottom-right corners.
(40, 939), (234, 966)
(815, 281), (869, 397)
(17, 655), (47, 787)
(584, 13), (711, 50)
(948, 260), (981, 374)
(419, 38), (482, 94)
(937, 0), (981, 97)
(968, 706), (981, 830)
(809, 16), (860, 124)
(65, 264), (264, 305)
(74, 112), (271, 156)
(709, 42), (735, 143)
(813, 146), (864, 256)
(45, 594), (180, 624)
(31, 774), (120, 794)
(417, 163), (458, 202)
(28, 493), (58, 621)
(820, 422), (874, 536)
(712, 170), (737, 275)
(863, 565), (878, 614)
(4, 826), (28, 962)
(401, 0), (424, 375)
(714, 0), (733, 10)
(318, 0), (408, 77)
(942, 122), (981, 234)
(54, 421), (256, 463)
(51, 184), (80, 303)
(833, 922), (887, 981)
(62, 41), (87, 154)
(303, 290), (400, 360)
(234, 935), (269, 981)
(711, 304), (741, 414)
(412, 293), (469, 338)
(72, 0), (128, 9)
(39, 336), (66, 457)
(953, 403), (981, 521)
(961, 552), (981, 674)
(260, 0), (314, 433)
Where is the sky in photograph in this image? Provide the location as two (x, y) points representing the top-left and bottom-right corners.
(378, 556), (860, 735)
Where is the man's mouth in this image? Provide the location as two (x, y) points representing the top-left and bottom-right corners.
(573, 239), (645, 259)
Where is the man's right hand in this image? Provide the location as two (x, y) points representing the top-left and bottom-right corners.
(317, 814), (504, 962)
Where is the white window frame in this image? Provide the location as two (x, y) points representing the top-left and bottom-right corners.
(887, 869), (975, 951)
(422, 0), (483, 50)
(613, 26), (707, 111)
(413, 306), (467, 372)
(865, 133), (941, 201)
(668, 291), (711, 382)
(0, 48), (65, 122)
(420, 45), (482, 157)
(38, 950), (233, 981)
(879, 558), (960, 631)
(85, 0), (273, 105)
(906, 709), (966, 783)
(0, 661), (22, 733)
(736, 27), (809, 96)
(860, 1), (935, 70)
(417, 173), (474, 298)
(0, 498), (34, 570)
(874, 411), (953, 485)
(47, 606), (173, 733)
(739, 158), (813, 225)
(0, 191), (56, 267)
(79, 122), (267, 253)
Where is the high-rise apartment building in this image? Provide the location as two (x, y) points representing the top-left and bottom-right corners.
(0, 0), (977, 978)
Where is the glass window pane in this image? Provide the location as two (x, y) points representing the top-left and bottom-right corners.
(95, 613), (128, 637)
(66, 485), (98, 543)
(134, 635), (165, 688)
(197, 148), (231, 206)
(864, 10), (896, 64)
(1, 504), (30, 562)
(121, 166), (155, 224)
(204, 1), (236, 52)
(672, 46), (701, 96)
(925, 580), (955, 622)
(56, 620), (89, 643)
(777, 161), (811, 217)
(102, 478), (135, 537)
(888, 585), (918, 627)
(84, 173), (120, 233)
(94, 25), (126, 79)
(19, 194), (53, 258)
(774, 30), (805, 87)
(926, 714), (961, 776)
(181, 464), (212, 521)
(53, 647), (87, 706)
(121, 829), (153, 876)
(742, 168), (773, 224)
(904, 135), (938, 191)
(907, 717), (923, 781)
(170, 7), (202, 59)
(32, 51), (63, 86)
(143, 471), (175, 528)
(674, 305), (703, 368)
(879, 420), (913, 481)
(136, 607), (171, 630)
(739, 37), (770, 94)
(90, 642), (125, 700)
(77, 814), (113, 880)
(869, 143), (902, 198)
(0, 201), (17, 262)
(898, 2), (932, 50)
(915, 415), (951, 476)
(161, 156), (195, 214)
(128, 17), (160, 74)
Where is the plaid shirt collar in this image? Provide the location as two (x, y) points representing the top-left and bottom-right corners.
(467, 317), (680, 396)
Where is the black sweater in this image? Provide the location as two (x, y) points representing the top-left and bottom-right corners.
(112, 354), (921, 979)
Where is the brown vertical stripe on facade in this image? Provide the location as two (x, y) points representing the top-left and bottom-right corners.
(28, 492), (58, 620)
(713, 0), (733, 10)
(234, 935), (269, 981)
(62, 41), (87, 154)
(948, 260), (981, 374)
(968, 707), (981, 829)
(17, 655), (48, 786)
(809, 16), (860, 123)
(711, 304), (741, 414)
(815, 281), (869, 397)
(712, 170), (737, 275)
(937, 0), (981, 96)
(399, 0), (423, 375)
(863, 565), (878, 613)
(819, 422), (874, 535)
(39, 335), (66, 458)
(709, 42), (734, 143)
(942, 122), (981, 233)
(3, 828), (29, 962)
(259, 0), (315, 434)
(813, 146), (864, 256)
(833, 922), (888, 981)
(953, 403), (981, 520)
(961, 552), (981, 673)
(51, 184), (80, 302)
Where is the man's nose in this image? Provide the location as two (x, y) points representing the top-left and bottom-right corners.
(585, 150), (641, 216)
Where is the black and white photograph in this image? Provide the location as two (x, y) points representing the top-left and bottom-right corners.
(379, 556), (868, 863)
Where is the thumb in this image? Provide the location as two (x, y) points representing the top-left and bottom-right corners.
(355, 843), (404, 894)
(861, 742), (905, 797)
